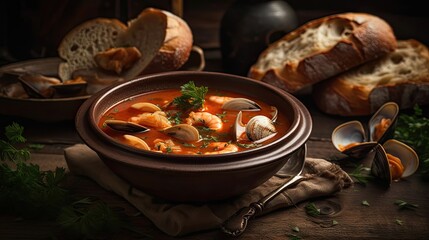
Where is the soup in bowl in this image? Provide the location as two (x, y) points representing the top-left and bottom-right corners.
(76, 71), (312, 202)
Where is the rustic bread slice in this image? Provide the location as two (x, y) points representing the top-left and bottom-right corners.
(313, 39), (429, 116)
(58, 18), (127, 81)
(248, 12), (397, 93)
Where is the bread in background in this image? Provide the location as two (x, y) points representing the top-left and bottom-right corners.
(248, 12), (397, 93)
(57, 8), (193, 82)
(313, 39), (429, 116)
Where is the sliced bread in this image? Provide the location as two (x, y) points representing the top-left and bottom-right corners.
(313, 39), (429, 116)
(57, 8), (193, 81)
(58, 18), (127, 81)
(248, 12), (397, 93)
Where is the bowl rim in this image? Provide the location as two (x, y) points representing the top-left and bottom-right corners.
(76, 71), (312, 171)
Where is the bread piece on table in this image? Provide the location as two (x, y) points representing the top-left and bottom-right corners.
(313, 39), (429, 116)
(58, 8), (193, 81)
(248, 12), (397, 93)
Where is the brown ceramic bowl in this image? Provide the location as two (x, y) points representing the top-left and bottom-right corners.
(75, 71), (312, 202)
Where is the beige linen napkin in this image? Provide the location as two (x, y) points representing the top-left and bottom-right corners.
(64, 144), (353, 237)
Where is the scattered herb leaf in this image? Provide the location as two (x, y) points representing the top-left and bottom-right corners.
(349, 164), (373, 185)
(332, 220), (339, 225)
(361, 200), (370, 206)
(394, 200), (419, 210)
(395, 219), (404, 225)
(305, 202), (321, 217)
(287, 233), (302, 240)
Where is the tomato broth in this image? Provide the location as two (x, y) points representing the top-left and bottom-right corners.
(98, 88), (290, 155)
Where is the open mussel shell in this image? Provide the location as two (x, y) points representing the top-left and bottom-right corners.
(332, 120), (375, 158)
(222, 98), (261, 111)
(369, 102), (399, 143)
(382, 139), (419, 178)
(18, 73), (60, 98)
(161, 124), (200, 142)
(246, 115), (277, 144)
(371, 139), (419, 187)
(105, 119), (150, 133)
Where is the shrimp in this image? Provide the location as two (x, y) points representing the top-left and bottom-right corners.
(185, 111), (223, 130)
(129, 111), (172, 130)
(153, 139), (182, 153)
(204, 142), (239, 155)
(208, 96), (233, 105)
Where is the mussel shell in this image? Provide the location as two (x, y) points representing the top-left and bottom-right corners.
(19, 73), (61, 98)
(368, 102), (399, 143)
(222, 97), (261, 111)
(50, 82), (87, 96)
(383, 139), (419, 178)
(371, 143), (392, 187)
(342, 141), (378, 159)
(332, 120), (371, 158)
(246, 115), (277, 143)
(162, 124), (200, 142)
(105, 119), (150, 133)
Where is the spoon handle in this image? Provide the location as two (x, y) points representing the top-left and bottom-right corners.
(221, 176), (304, 237)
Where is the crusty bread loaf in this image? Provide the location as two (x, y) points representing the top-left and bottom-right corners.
(248, 13), (397, 93)
(58, 8), (193, 81)
(313, 39), (429, 116)
(141, 10), (193, 74)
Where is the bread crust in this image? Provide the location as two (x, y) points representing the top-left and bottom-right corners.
(143, 10), (193, 74)
(248, 13), (397, 93)
(313, 39), (429, 116)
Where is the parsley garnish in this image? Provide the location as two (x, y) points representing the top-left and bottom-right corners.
(172, 81), (208, 111)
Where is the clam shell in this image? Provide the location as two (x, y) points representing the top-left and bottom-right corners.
(105, 119), (150, 133)
(222, 98), (261, 111)
(131, 102), (162, 112)
(369, 102), (399, 143)
(123, 134), (150, 150)
(162, 124), (200, 142)
(246, 115), (277, 143)
(233, 111), (247, 141)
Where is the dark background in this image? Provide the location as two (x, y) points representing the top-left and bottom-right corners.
(1, 0), (428, 65)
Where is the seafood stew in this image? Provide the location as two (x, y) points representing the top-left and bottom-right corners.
(98, 81), (290, 155)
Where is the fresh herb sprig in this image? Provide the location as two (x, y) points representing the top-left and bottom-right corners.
(0, 123), (144, 238)
(173, 81), (208, 111)
(394, 105), (429, 179)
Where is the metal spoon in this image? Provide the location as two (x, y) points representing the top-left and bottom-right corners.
(221, 144), (307, 237)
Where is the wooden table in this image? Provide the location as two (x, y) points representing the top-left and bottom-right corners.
(1, 48), (429, 239)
